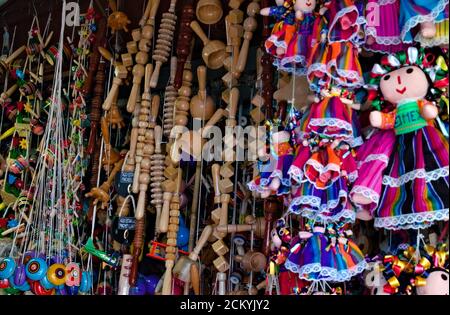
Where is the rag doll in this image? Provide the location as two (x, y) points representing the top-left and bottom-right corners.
(288, 87), (361, 224)
(261, 0), (297, 66)
(248, 129), (294, 198)
(281, 0), (318, 75)
(351, 47), (449, 230)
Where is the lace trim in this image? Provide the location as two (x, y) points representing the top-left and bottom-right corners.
(247, 181), (263, 193)
(358, 154), (390, 167)
(350, 185), (380, 204)
(270, 169), (283, 180)
(298, 208), (356, 224)
(365, 27), (403, 45)
(289, 190), (348, 212)
(374, 208), (449, 230)
(378, 0), (397, 5)
(414, 32), (450, 47)
(305, 159), (341, 177)
(266, 35), (288, 49)
(309, 118), (354, 133)
(285, 260), (368, 282)
(328, 6), (363, 43)
(382, 166), (449, 187)
(289, 165), (304, 183)
(400, 0), (449, 42)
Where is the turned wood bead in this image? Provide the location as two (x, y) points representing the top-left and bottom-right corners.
(135, 52), (149, 65)
(139, 173), (151, 185)
(169, 210), (180, 217)
(141, 25), (153, 40)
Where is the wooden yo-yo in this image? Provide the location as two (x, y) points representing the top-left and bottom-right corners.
(190, 65), (216, 120)
(196, 0), (223, 25)
(191, 21), (228, 70)
(234, 250), (266, 273)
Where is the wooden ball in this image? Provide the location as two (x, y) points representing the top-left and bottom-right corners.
(247, 2), (260, 17)
(135, 52), (149, 65)
(175, 114), (189, 126)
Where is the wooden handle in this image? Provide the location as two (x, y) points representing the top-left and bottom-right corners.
(162, 260), (174, 295)
(197, 65), (207, 99)
(148, 0), (161, 26)
(216, 224), (253, 234)
(100, 117), (111, 144)
(190, 263), (200, 295)
(205, 108), (224, 128)
(169, 56), (177, 84)
(132, 163), (141, 193)
(98, 47), (113, 62)
(44, 31), (54, 48)
(219, 194), (230, 226)
(5, 45), (25, 64)
(129, 128), (138, 160)
(144, 63), (153, 93)
(102, 77), (121, 110)
(108, 0), (117, 12)
(190, 21), (209, 45)
(140, 0), (153, 27)
(151, 94), (160, 121)
(228, 87), (239, 119)
(149, 62), (162, 88)
(217, 272), (227, 295)
(189, 225), (213, 261)
(159, 192), (172, 233)
(212, 164), (221, 202)
(154, 125), (162, 154)
(135, 190), (147, 220)
(127, 83), (140, 113)
(236, 35), (250, 73)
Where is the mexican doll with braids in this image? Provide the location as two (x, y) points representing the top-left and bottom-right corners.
(350, 47), (449, 230)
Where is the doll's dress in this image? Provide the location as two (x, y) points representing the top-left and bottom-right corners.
(333, 237), (368, 281)
(247, 154), (278, 193)
(350, 129), (397, 214)
(326, 0), (366, 44)
(364, 0), (410, 54)
(414, 3), (449, 47)
(399, 0), (450, 44)
(280, 13), (316, 76)
(268, 140), (295, 196)
(285, 227), (338, 281)
(265, 6), (297, 67)
(287, 95), (360, 224)
(374, 100), (449, 230)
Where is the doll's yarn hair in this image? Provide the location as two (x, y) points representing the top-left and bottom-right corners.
(366, 47), (449, 110)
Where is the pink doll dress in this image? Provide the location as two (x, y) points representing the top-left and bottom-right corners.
(349, 129), (397, 214)
(365, 0), (410, 54)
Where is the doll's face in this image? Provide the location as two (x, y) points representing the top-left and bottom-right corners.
(416, 270), (449, 295)
(271, 229), (282, 248)
(380, 66), (429, 104)
(295, 0), (316, 13)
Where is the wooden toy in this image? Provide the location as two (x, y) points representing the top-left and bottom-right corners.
(196, 0), (223, 25)
(191, 21), (228, 70)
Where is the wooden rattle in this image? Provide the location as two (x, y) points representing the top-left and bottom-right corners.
(150, 0), (178, 88)
(196, 0), (223, 25)
(173, 65), (193, 129)
(215, 215), (266, 239)
(191, 21), (228, 70)
(190, 65), (216, 120)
